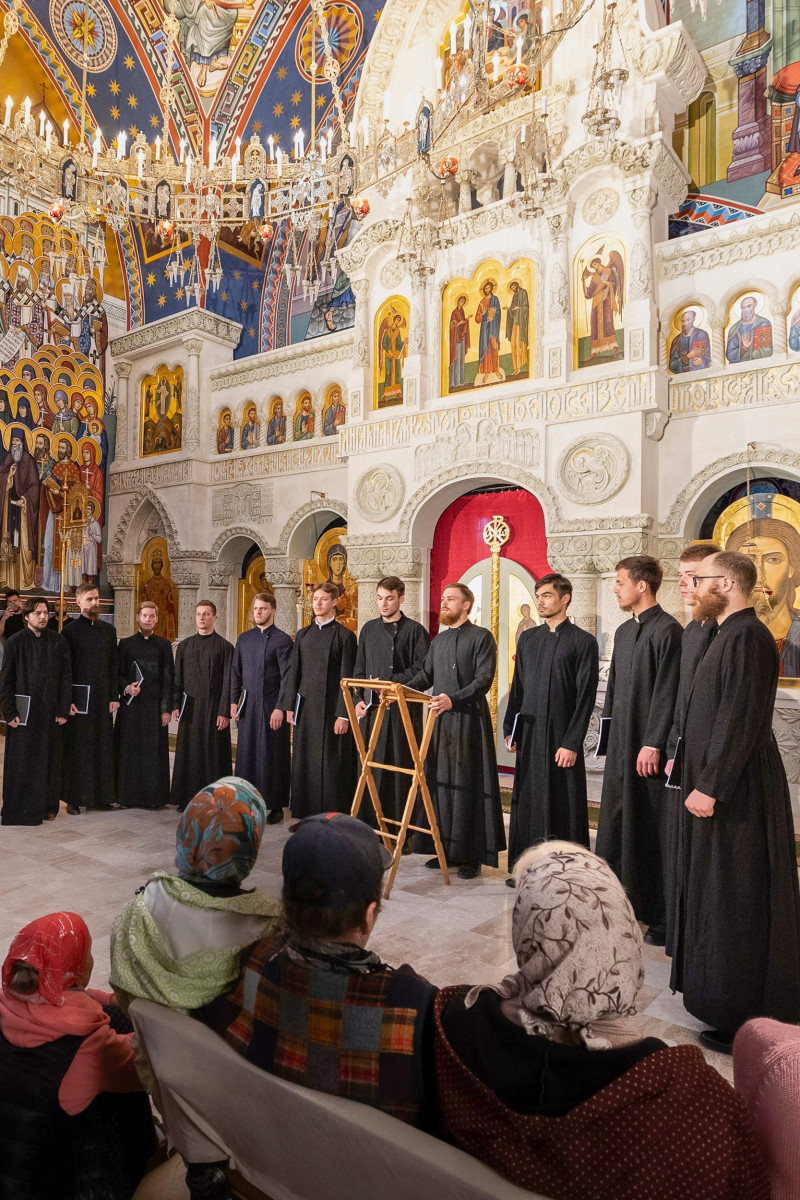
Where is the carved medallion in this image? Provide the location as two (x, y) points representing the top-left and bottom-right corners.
(355, 464), (405, 522)
(581, 188), (620, 226)
(557, 435), (630, 504)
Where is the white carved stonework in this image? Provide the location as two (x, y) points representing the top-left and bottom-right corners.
(110, 309), (241, 357)
(629, 240), (651, 301)
(669, 362), (800, 419)
(549, 264), (568, 318)
(645, 411), (669, 441)
(350, 389), (363, 420)
(582, 189), (620, 226)
(557, 435), (631, 505)
(211, 483), (274, 526)
(629, 328), (645, 361)
(548, 347), (562, 378)
(406, 377), (418, 408)
(110, 461), (192, 495)
(210, 442), (340, 481)
(209, 332), (355, 390)
(380, 259), (405, 289)
(774, 697), (800, 787)
(659, 445), (800, 535)
(354, 465), (406, 523)
(656, 205), (800, 280)
(415, 420), (539, 480)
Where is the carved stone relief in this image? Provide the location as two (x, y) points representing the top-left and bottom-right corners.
(582, 188), (620, 225)
(211, 483), (274, 526)
(414, 420), (539, 481)
(354, 465), (406, 523)
(557, 435), (631, 505)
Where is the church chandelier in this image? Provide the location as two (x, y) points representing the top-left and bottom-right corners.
(0, 0), (367, 304)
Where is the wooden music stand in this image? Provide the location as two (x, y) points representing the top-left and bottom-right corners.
(340, 678), (450, 897)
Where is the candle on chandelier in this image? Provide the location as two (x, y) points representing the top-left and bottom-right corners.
(137, 147), (144, 180)
(23, 97), (31, 126)
(155, 135), (161, 161)
(38, 110), (45, 138)
(235, 135), (241, 163)
(320, 136), (326, 163)
(463, 12), (472, 46)
(4, 98), (11, 129)
(232, 158), (237, 184)
(436, 55), (443, 91)
(45, 121), (52, 151)
(63, 117), (69, 145)
(515, 36), (522, 65)
(186, 153), (192, 184)
(117, 130), (127, 160)
(592, 20), (600, 44)
(449, 21), (457, 55)
(276, 146), (283, 175)
(492, 51), (500, 83)
(542, 94), (548, 116)
(92, 129), (101, 168)
(327, 127), (333, 154)
(298, 128), (305, 157)
(268, 134), (274, 160)
(521, 123), (526, 144)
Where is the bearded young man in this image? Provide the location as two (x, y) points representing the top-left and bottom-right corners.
(669, 551), (800, 1054)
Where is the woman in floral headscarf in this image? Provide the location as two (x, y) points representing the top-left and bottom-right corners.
(434, 842), (769, 1200)
(111, 777), (280, 1014)
(0, 911), (154, 1200)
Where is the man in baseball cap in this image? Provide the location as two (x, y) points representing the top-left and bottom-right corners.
(204, 813), (437, 1130)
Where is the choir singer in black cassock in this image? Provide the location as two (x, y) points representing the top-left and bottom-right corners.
(670, 551), (800, 1054)
(407, 583), (505, 880)
(0, 598), (71, 826)
(230, 591), (293, 824)
(62, 583), (119, 814)
(115, 599), (174, 810)
(170, 599), (233, 812)
(662, 541), (720, 957)
(279, 581), (357, 818)
(595, 556), (682, 945)
(504, 574), (599, 883)
(353, 575), (430, 828)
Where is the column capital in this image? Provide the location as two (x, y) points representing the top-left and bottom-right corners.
(184, 338), (203, 356)
(114, 360), (132, 380)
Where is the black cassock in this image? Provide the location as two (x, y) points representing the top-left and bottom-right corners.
(278, 619), (358, 818)
(115, 632), (174, 809)
(504, 620), (599, 866)
(170, 631), (233, 811)
(595, 605), (682, 927)
(409, 622), (505, 868)
(663, 618), (717, 957)
(352, 614), (431, 824)
(670, 608), (800, 1032)
(0, 628), (71, 825)
(62, 615), (119, 809)
(232, 625), (293, 813)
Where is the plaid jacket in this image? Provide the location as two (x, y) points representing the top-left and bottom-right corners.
(204, 935), (436, 1128)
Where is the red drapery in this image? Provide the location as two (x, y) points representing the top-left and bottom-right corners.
(428, 488), (551, 634)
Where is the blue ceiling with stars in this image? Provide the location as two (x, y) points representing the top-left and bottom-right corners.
(21, 0), (383, 357)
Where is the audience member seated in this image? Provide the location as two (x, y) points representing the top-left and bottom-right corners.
(111, 777), (280, 1014)
(0, 911), (155, 1200)
(734, 1017), (800, 1200)
(204, 812), (437, 1130)
(435, 841), (770, 1200)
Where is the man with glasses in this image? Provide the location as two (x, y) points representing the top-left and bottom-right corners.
(670, 551), (800, 1053)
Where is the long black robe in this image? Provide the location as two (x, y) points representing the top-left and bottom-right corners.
(0, 627), (71, 825)
(670, 608), (800, 1031)
(664, 617), (718, 957)
(170, 631), (233, 811)
(62, 615), (118, 809)
(595, 604), (682, 927)
(115, 632), (174, 809)
(352, 614), (431, 824)
(408, 622), (505, 868)
(278, 618), (358, 818)
(232, 625), (293, 813)
(504, 620), (599, 866)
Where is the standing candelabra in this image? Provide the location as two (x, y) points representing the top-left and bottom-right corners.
(482, 514), (510, 730)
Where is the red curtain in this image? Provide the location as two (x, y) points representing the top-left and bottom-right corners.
(428, 488), (551, 633)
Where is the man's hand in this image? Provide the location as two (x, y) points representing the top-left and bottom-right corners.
(505, 736), (516, 752)
(685, 789), (716, 818)
(333, 717), (349, 735)
(430, 694), (452, 714)
(355, 700), (368, 720)
(69, 703), (78, 716)
(286, 709), (294, 726)
(665, 758), (674, 778)
(8, 716), (20, 728)
(269, 708), (284, 731)
(172, 708), (181, 722)
(55, 716), (66, 725)
(216, 715), (230, 731)
(636, 747), (660, 777)
(229, 703), (238, 719)
(125, 683), (140, 697)
(161, 712), (171, 727)
(109, 701), (119, 715)
(554, 747), (577, 768)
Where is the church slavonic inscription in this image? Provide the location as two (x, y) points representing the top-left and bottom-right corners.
(110, 461), (191, 494)
(210, 443), (339, 481)
(211, 483), (274, 525)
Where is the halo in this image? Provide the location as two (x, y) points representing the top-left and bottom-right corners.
(2, 423), (34, 452)
(50, 430), (78, 459)
(85, 497), (99, 518)
(48, 383), (72, 415)
(78, 436), (100, 465)
(34, 345), (59, 362)
(70, 389), (86, 415)
(32, 427), (52, 450)
(51, 368), (76, 391)
(713, 493), (800, 550)
(13, 388), (39, 426)
(8, 259), (38, 291)
(14, 357), (41, 382)
(82, 390), (104, 419)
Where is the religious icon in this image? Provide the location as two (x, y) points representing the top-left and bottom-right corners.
(789, 284), (800, 353)
(714, 493), (800, 681)
(322, 385), (346, 436)
(574, 237), (625, 368)
(374, 295), (410, 409)
(301, 525), (358, 632)
(140, 365), (183, 457)
(0, 423), (38, 590)
(442, 259), (534, 394)
(668, 304), (712, 374)
(240, 402), (261, 449)
(216, 408), (235, 453)
(237, 553), (273, 636)
(135, 537), (177, 641)
(155, 180), (171, 220)
(61, 158), (78, 201)
(725, 292), (773, 363)
(338, 154), (356, 197)
(293, 392), (315, 441)
(249, 179), (265, 220)
(416, 101), (433, 156)
(266, 397), (286, 445)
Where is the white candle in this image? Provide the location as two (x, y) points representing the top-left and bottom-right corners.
(235, 135), (241, 163)
(436, 55), (443, 91)
(542, 95), (548, 116)
(155, 135), (161, 161)
(327, 127), (333, 153)
(516, 35), (522, 65)
(320, 136), (326, 163)
(117, 130), (126, 159)
(298, 128), (304, 157)
(268, 134), (274, 160)
(209, 135), (217, 169)
(4, 97), (12, 128)
(554, 0), (562, 16)
(276, 146), (283, 175)
(45, 121), (52, 151)
(92, 129), (101, 167)
(450, 21), (457, 54)
(463, 12), (472, 46)
(185, 152), (192, 184)
(179, 138), (185, 164)
(492, 51), (500, 82)
(521, 123), (526, 143)
(23, 97), (31, 126)
(592, 21), (600, 44)
(137, 147), (144, 179)
(62, 117), (69, 145)
(38, 110), (45, 137)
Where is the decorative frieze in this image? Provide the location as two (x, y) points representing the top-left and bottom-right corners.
(211, 483), (274, 525)
(414, 420), (539, 481)
(669, 362), (800, 418)
(110, 309), (241, 357)
(109, 461), (192, 495)
(210, 442), (341, 481)
(557, 435), (630, 504)
(208, 332), (354, 390)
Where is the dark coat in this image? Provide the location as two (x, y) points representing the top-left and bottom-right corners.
(115, 632), (174, 809)
(170, 631), (233, 810)
(504, 620), (599, 864)
(670, 608), (800, 1031)
(232, 625), (293, 812)
(62, 615), (118, 809)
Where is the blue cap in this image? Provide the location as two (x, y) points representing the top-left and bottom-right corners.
(282, 813), (392, 907)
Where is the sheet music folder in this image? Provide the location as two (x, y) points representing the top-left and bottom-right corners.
(71, 685), (90, 715)
(594, 716), (611, 758)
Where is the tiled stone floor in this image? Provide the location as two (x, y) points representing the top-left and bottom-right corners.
(0, 793), (735, 1084)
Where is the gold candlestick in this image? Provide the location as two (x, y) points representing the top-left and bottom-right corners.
(482, 514), (510, 730)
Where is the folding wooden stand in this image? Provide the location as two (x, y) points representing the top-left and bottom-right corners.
(340, 679), (450, 897)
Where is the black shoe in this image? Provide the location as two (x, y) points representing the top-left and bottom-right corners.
(458, 864), (480, 880)
(267, 809), (284, 825)
(44, 812), (58, 822)
(699, 1029), (734, 1055)
(401, 839), (413, 855)
(505, 876), (515, 888)
(425, 856), (460, 869)
(66, 804), (81, 815)
(644, 924), (666, 946)
(96, 803), (113, 812)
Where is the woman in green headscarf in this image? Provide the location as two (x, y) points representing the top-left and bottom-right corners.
(111, 777), (280, 1014)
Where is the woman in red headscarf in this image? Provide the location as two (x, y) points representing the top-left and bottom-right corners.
(0, 911), (154, 1200)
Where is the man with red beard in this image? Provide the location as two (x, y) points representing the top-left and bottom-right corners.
(670, 551), (800, 1054)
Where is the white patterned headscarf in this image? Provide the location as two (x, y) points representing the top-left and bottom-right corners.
(466, 843), (645, 1049)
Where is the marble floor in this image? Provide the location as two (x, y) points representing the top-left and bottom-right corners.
(0, 793), (734, 1086)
